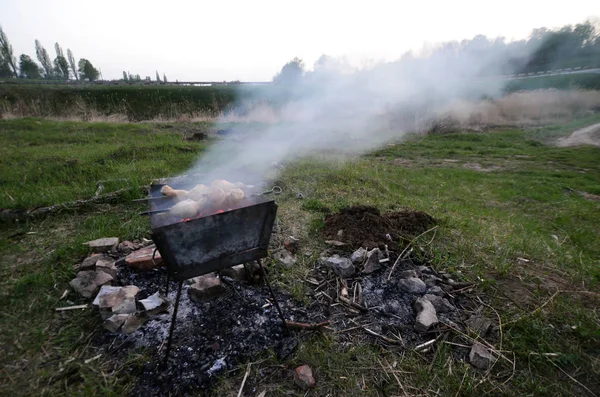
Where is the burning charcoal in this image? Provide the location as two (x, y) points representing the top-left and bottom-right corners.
(363, 248), (382, 274)
(422, 294), (456, 313)
(294, 365), (316, 390)
(79, 254), (104, 270)
(398, 277), (427, 294)
(83, 237), (119, 253)
(122, 313), (150, 335)
(139, 291), (169, 315)
(273, 250), (295, 267)
(322, 255), (355, 278)
(399, 270), (418, 279)
(103, 313), (130, 333)
(414, 297), (439, 332)
(220, 265), (247, 282)
(96, 258), (117, 278)
(69, 270), (113, 298)
(125, 246), (163, 271)
(350, 247), (367, 264)
(188, 275), (226, 302)
(469, 342), (495, 370)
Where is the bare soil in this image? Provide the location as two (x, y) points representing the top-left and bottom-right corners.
(323, 206), (436, 249)
(557, 122), (600, 147)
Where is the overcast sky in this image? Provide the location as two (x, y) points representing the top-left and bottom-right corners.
(0, 0), (598, 81)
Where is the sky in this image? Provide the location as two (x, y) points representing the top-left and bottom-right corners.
(1, 0), (598, 81)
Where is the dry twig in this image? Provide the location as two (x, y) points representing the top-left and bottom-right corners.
(387, 226), (439, 280)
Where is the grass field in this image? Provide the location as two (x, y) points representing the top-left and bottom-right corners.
(1, 116), (599, 396)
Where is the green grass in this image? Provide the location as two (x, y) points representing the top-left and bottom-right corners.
(1, 118), (599, 396)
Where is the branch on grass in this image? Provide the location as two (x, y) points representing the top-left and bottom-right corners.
(285, 320), (331, 331)
(1, 186), (145, 222)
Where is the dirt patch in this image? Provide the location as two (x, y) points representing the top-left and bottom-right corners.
(462, 163), (503, 172)
(323, 206), (436, 249)
(557, 122), (600, 147)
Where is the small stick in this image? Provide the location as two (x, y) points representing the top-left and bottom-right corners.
(84, 354), (102, 364)
(55, 304), (88, 311)
(414, 339), (436, 351)
(333, 323), (373, 333)
(237, 363), (252, 397)
(388, 226), (438, 281)
(285, 320), (331, 330)
(339, 296), (368, 312)
(364, 327), (403, 345)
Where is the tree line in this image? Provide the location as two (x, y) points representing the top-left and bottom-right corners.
(273, 20), (600, 85)
(0, 25), (169, 83)
(0, 26), (101, 81)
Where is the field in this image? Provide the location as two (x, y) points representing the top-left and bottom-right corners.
(1, 116), (599, 396)
(2, 73), (600, 122)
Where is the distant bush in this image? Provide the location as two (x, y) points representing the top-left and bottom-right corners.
(0, 85), (270, 121)
(505, 74), (600, 93)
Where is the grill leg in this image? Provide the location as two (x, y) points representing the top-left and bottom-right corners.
(257, 259), (288, 334)
(164, 280), (183, 366)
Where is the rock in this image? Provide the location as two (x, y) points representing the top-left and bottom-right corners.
(423, 275), (442, 287)
(363, 248), (382, 274)
(336, 229), (344, 238)
(274, 250), (295, 267)
(414, 297), (438, 332)
(399, 269), (418, 278)
(103, 314), (130, 333)
(469, 342), (495, 370)
(189, 275), (226, 302)
(418, 265), (431, 273)
(294, 365), (315, 390)
(350, 247), (367, 264)
(139, 291), (169, 315)
(84, 237), (119, 253)
(220, 264), (248, 281)
(465, 315), (492, 336)
(426, 286), (445, 296)
(70, 270), (113, 298)
(93, 285), (139, 317)
(79, 254), (103, 270)
(95, 258), (117, 278)
(422, 294), (455, 313)
(284, 237), (300, 254)
(323, 255), (355, 278)
(398, 277), (427, 294)
(125, 246), (163, 271)
(117, 240), (136, 254)
(122, 313), (149, 335)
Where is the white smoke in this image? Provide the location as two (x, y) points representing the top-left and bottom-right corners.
(186, 39), (528, 184)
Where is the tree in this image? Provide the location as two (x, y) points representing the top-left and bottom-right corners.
(67, 49), (78, 80)
(78, 58), (99, 81)
(163, 73), (167, 83)
(18, 54), (42, 79)
(122, 71), (128, 81)
(53, 43), (69, 79)
(155, 70), (161, 82)
(0, 26), (18, 77)
(35, 40), (53, 78)
(273, 57), (304, 85)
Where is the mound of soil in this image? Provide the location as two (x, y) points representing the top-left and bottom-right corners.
(323, 205), (436, 249)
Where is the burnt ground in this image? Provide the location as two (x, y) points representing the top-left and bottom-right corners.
(87, 207), (480, 396)
(90, 253), (476, 396)
(322, 206), (436, 249)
